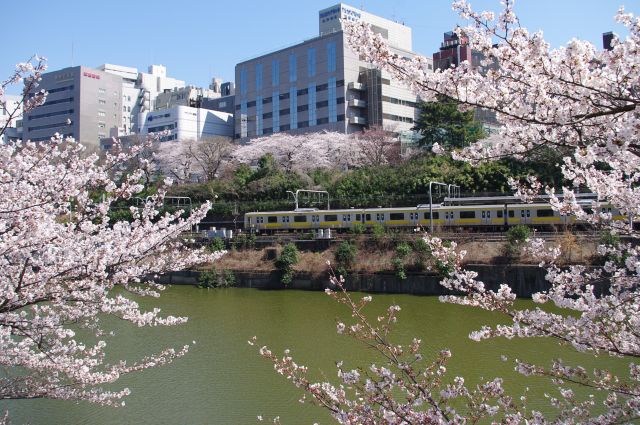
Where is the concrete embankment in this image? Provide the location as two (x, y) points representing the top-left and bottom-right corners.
(160, 264), (556, 298)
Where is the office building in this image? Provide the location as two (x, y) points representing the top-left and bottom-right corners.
(234, 3), (430, 140)
(139, 105), (233, 141)
(22, 66), (123, 150)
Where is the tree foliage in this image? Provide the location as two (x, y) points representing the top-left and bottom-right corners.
(413, 95), (486, 149)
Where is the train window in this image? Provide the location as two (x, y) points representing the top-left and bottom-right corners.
(508, 210), (514, 218)
(268, 216), (278, 223)
(282, 216), (290, 223)
(427, 212), (440, 219)
(365, 214), (371, 221)
(526, 210), (531, 218)
(536, 209), (554, 217)
(487, 211), (491, 218)
(294, 215), (307, 223)
(389, 212), (404, 220)
(460, 211), (475, 219)
(497, 210), (503, 218)
(325, 214), (337, 221)
(521, 210), (525, 218)
(355, 214), (361, 221)
(482, 211), (486, 219)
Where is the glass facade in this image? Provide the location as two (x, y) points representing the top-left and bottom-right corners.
(327, 42), (336, 73)
(256, 96), (263, 136)
(256, 64), (263, 91)
(328, 77), (337, 123)
(240, 101), (248, 137)
(273, 91), (280, 132)
(307, 48), (316, 77)
(308, 84), (317, 126)
(290, 86), (297, 129)
(240, 68), (248, 96)
(289, 54), (297, 82)
(271, 60), (279, 86)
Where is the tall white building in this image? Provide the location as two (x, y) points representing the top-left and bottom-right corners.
(1, 94), (22, 143)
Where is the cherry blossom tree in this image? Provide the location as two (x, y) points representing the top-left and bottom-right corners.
(231, 130), (400, 172)
(154, 136), (233, 183)
(255, 1), (640, 423)
(0, 59), (221, 415)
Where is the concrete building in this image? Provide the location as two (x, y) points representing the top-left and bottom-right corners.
(22, 66), (123, 149)
(234, 3), (430, 140)
(99, 63), (186, 135)
(432, 31), (484, 71)
(138, 105), (233, 142)
(1, 94), (23, 143)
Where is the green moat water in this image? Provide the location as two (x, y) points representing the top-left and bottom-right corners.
(2, 286), (630, 424)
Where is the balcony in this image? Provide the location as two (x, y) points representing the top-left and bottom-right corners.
(347, 82), (366, 91)
(348, 116), (367, 125)
(348, 99), (367, 108)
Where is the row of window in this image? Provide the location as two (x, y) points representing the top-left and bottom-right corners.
(381, 96), (418, 108)
(31, 132), (74, 142)
(148, 123), (176, 132)
(253, 209), (558, 224)
(236, 115), (344, 138)
(240, 43), (338, 95)
(27, 121), (69, 132)
(27, 109), (73, 121)
(382, 113), (414, 124)
(47, 85), (74, 94)
(42, 96), (74, 107)
(236, 80), (345, 110)
(259, 98), (344, 118)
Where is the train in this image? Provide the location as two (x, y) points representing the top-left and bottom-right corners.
(244, 194), (625, 233)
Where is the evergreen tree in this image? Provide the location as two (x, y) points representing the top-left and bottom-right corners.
(413, 95), (486, 149)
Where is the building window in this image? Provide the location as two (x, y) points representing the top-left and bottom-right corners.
(256, 96), (263, 136)
(337, 114), (345, 121)
(247, 100), (256, 108)
(273, 91), (280, 132)
(317, 117), (329, 125)
(263, 112), (273, 119)
(316, 83), (328, 92)
(272, 59), (280, 86)
(256, 63), (263, 91)
(328, 77), (337, 123)
(280, 124), (290, 131)
(297, 104), (308, 112)
(337, 97), (344, 104)
(297, 88), (308, 96)
(308, 84), (316, 126)
(240, 101), (248, 138)
(279, 108), (290, 116)
(316, 100), (329, 108)
(279, 92), (290, 100)
(307, 47), (316, 77)
(290, 86), (297, 129)
(289, 54), (296, 82)
(262, 97), (272, 104)
(240, 67), (248, 95)
(298, 120), (309, 128)
(327, 42), (337, 73)
(98, 99), (106, 105)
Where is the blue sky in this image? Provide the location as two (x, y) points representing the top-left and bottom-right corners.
(4, 1), (638, 95)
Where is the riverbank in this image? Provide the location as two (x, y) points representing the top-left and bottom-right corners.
(161, 264), (555, 297)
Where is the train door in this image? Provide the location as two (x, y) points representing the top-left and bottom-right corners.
(481, 210), (492, 226)
(520, 208), (532, 224)
(375, 212), (385, 224)
(443, 210), (454, 227)
(310, 214), (320, 229)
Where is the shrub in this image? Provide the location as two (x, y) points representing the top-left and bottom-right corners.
(208, 237), (225, 253)
(198, 269), (236, 288)
(335, 241), (358, 277)
(275, 243), (300, 286)
(350, 223), (366, 235)
(505, 225), (531, 257)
